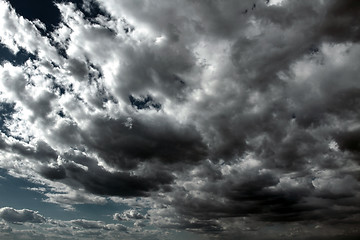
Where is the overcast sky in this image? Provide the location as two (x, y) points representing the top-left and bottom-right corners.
(0, 0), (360, 239)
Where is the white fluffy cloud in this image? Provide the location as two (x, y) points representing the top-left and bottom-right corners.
(113, 209), (149, 221)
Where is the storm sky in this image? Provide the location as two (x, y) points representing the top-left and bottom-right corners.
(0, 0), (360, 239)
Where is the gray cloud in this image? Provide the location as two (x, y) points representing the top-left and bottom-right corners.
(81, 115), (208, 169)
(0, 0), (360, 239)
(0, 137), (58, 163)
(70, 219), (107, 229)
(113, 209), (149, 221)
(38, 151), (174, 197)
(0, 207), (45, 224)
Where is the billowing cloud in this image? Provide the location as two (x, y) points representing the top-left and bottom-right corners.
(0, 207), (45, 224)
(0, 0), (359, 239)
(113, 209), (149, 221)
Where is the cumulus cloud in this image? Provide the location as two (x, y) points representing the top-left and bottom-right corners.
(0, 0), (360, 239)
(113, 209), (149, 221)
(0, 207), (45, 224)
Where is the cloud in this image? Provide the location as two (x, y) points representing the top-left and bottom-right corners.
(0, 0), (360, 239)
(0, 139), (58, 163)
(81, 115), (208, 169)
(113, 209), (149, 221)
(38, 151), (175, 198)
(70, 219), (128, 232)
(0, 207), (45, 224)
(70, 219), (107, 229)
(0, 221), (12, 233)
(44, 189), (107, 210)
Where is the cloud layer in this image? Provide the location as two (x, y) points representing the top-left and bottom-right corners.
(0, 0), (360, 239)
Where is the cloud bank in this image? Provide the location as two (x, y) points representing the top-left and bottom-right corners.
(0, 0), (360, 239)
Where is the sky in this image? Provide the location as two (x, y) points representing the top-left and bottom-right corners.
(0, 0), (359, 239)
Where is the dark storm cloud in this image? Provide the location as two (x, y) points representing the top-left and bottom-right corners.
(0, 138), (58, 163)
(62, 163), (171, 197)
(1, 0), (360, 239)
(160, 168), (313, 222)
(334, 128), (360, 155)
(82, 116), (208, 169)
(12, 140), (58, 162)
(39, 164), (66, 180)
(39, 151), (174, 197)
(321, 0), (360, 43)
